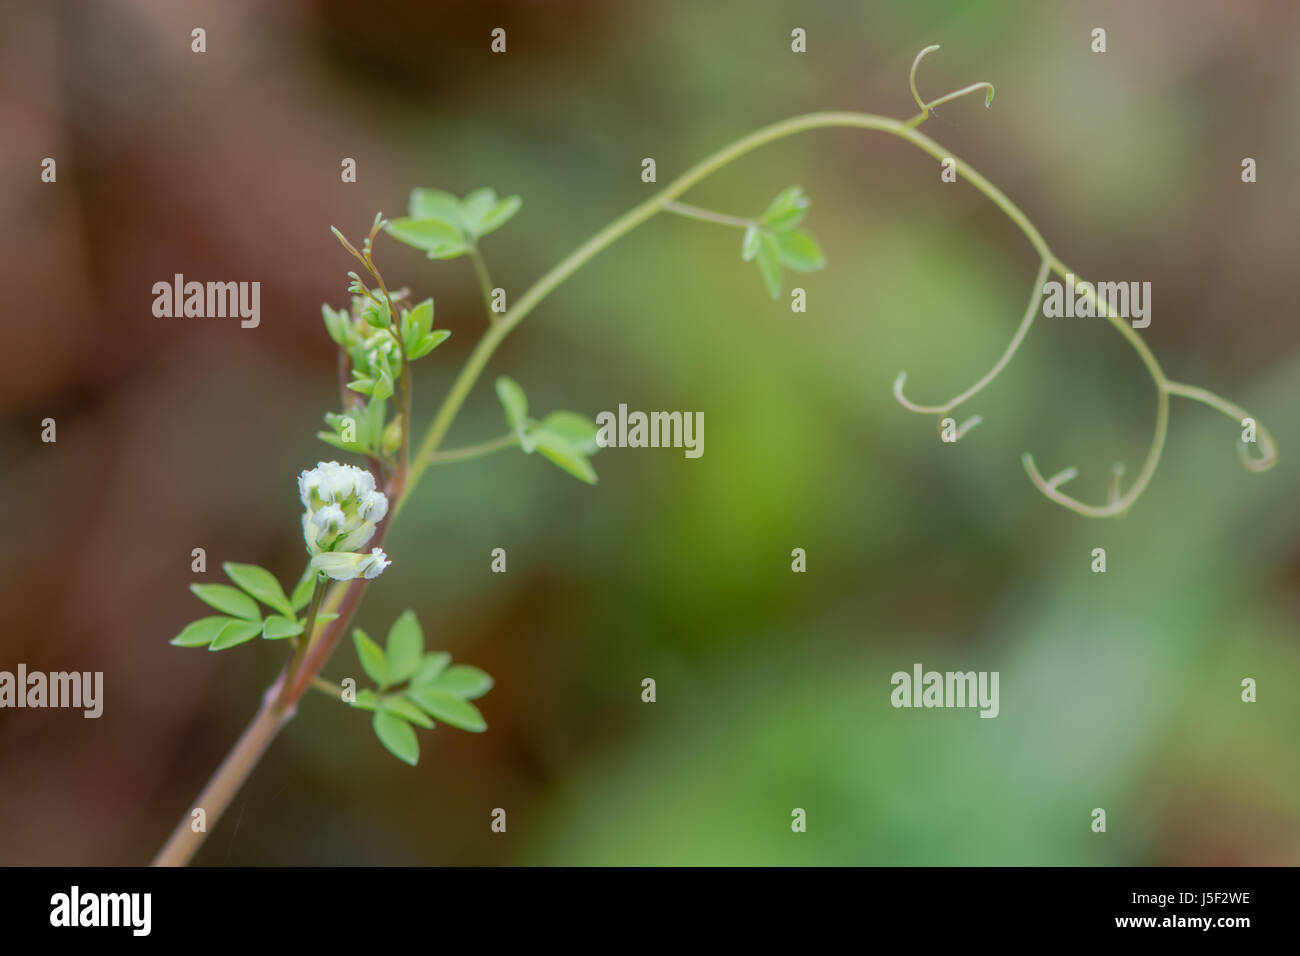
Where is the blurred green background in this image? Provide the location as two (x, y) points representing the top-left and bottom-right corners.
(1, 0), (1297, 864)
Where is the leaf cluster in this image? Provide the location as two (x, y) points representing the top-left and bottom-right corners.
(495, 376), (601, 483)
(741, 186), (825, 298)
(385, 188), (522, 260)
(172, 564), (337, 650)
(349, 611), (494, 765)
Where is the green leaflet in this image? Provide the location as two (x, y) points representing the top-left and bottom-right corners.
(385, 610), (423, 685)
(386, 187), (522, 260)
(407, 329), (449, 360)
(495, 376), (528, 431)
(533, 429), (598, 484)
(372, 711), (419, 766)
(423, 665), (494, 700)
(381, 695), (434, 729)
(208, 619), (263, 651)
(171, 616), (234, 648)
(410, 652), (452, 686)
(262, 616), (304, 640)
(408, 688), (486, 732)
(495, 377), (600, 482)
(290, 568), (318, 612)
(775, 229), (825, 272)
(755, 232), (782, 299)
(190, 584), (260, 622)
(400, 299), (434, 352)
(760, 185), (810, 231)
(223, 562), (293, 617)
(353, 628), (388, 688)
(538, 411), (601, 456)
(384, 217), (466, 259)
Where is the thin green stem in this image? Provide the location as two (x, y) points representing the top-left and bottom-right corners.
(662, 200), (756, 229)
(895, 256), (1052, 415)
(1108, 462), (1126, 507)
(395, 335), (412, 475)
(905, 83), (996, 129)
(1166, 380), (1278, 472)
(1020, 270), (1170, 517)
(468, 244), (497, 323)
(1166, 380), (1256, 420)
(904, 44), (995, 130)
(309, 676), (344, 699)
(279, 577), (326, 708)
(428, 432), (520, 464)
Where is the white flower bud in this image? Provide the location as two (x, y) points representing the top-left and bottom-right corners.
(357, 489), (388, 522)
(309, 547), (391, 581)
(302, 512), (322, 554)
(334, 521), (376, 553)
(299, 470), (322, 509)
(311, 504), (346, 534)
(316, 461), (357, 502)
(353, 469), (377, 497)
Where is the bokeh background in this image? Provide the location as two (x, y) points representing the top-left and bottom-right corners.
(1, 0), (1297, 865)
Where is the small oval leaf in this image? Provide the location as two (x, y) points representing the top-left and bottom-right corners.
(408, 188), (463, 225)
(289, 569), (318, 612)
(350, 689), (381, 712)
(410, 652), (452, 686)
(381, 695), (434, 728)
(171, 616), (234, 648)
(540, 411), (601, 455)
(760, 185), (809, 231)
(190, 584), (261, 621)
(426, 665), (494, 700)
(534, 430), (597, 484)
(262, 616), (304, 640)
(385, 610), (424, 685)
(385, 217), (466, 259)
(408, 688), (486, 732)
(476, 195), (522, 237)
(223, 563), (293, 617)
(353, 628), (388, 687)
(372, 711), (419, 765)
(775, 229), (825, 272)
(495, 376), (528, 430)
(208, 618), (263, 651)
(407, 329), (450, 360)
(755, 232), (782, 299)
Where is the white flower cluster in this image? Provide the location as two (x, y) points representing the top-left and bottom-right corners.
(298, 461), (391, 580)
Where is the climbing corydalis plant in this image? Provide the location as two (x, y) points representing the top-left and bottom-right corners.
(155, 45), (1275, 866)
